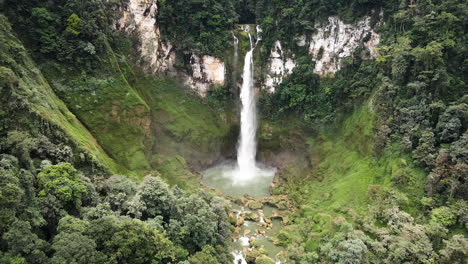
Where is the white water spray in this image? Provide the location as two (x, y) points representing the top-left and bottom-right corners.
(232, 251), (248, 264)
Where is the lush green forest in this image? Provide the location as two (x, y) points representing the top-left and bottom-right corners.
(0, 0), (467, 263)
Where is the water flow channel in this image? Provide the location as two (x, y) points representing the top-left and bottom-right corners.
(202, 25), (282, 264)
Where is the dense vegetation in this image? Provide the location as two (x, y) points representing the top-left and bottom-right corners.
(260, 0), (468, 263)
(0, 0), (232, 263)
(0, 0), (467, 263)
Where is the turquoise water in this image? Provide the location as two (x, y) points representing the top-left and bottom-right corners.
(202, 160), (276, 198)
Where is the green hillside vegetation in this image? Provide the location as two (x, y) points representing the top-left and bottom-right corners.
(0, 14), (123, 174)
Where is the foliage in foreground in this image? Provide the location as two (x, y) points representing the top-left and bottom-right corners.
(0, 158), (232, 264)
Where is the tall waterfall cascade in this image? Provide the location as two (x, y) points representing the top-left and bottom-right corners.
(202, 25), (276, 195)
(201, 25), (279, 264)
(236, 27), (258, 182)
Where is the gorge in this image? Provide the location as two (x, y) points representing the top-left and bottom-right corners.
(0, 0), (467, 264)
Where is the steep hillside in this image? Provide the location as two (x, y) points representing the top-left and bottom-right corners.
(0, 14), (122, 174)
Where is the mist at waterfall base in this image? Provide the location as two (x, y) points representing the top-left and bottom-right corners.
(202, 27), (276, 198)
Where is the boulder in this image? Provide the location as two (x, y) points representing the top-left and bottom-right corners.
(247, 200), (263, 210)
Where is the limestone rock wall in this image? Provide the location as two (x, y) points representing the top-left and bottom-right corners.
(184, 55), (226, 95)
(117, 0), (175, 74)
(117, 0), (225, 96)
(263, 15), (380, 92)
(264, 41), (296, 92)
(308, 16), (380, 76)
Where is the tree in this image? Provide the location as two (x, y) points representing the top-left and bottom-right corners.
(430, 207), (456, 227)
(439, 235), (468, 264)
(436, 104), (466, 143)
(103, 175), (137, 212)
(2, 220), (49, 264)
(187, 246), (218, 264)
(51, 232), (104, 264)
(128, 175), (175, 220)
(86, 215), (185, 263)
(101, 218), (177, 264)
(65, 14), (81, 36)
(3, 131), (38, 167)
(320, 223), (370, 264)
(0, 252), (26, 264)
(385, 224), (435, 263)
(168, 194), (219, 252)
(0, 165), (23, 232)
(30, 7), (61, 55)
(37, 163), (87, 208)
(413, 129), (436, 168)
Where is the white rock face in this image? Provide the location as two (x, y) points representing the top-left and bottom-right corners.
(264, 41), (296, 92)
(184, 55), (226, 96)
(117, 0), (174, 73)
(264, 16), (380, 92)
(117, 0), (226, 95)
(308, 16), (380, 76)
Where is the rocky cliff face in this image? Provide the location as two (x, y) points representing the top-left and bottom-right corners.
(264, 41), (296, 92)
(184, 55), (226, 95)
(264, 15), (380, 91)
(117, 0), (174, 74)
(118, 2), (379, 95)
(307, 16), (380, 76)
(117, 0), (226, 96)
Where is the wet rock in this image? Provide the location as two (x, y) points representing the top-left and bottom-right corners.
(231, 197), (248, 206)
(244, 211), (259, 221)
(246, 200), (263, 210)
(246, 249), (262, 263)
(263, 195), (294, 210)
(255, 255), (275, 264)
(269, 236), (282, 246)
(228, 213), (237, 225)
(308, 16), (381, 76)
(236, 216), (245, 227)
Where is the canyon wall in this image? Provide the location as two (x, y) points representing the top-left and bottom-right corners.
(117, 1), (379, 95)
(263, 15), (380, 92)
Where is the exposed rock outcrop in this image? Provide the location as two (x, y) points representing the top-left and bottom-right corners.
(116, 0), (226, 96)
(264, 41), (296, 92)
(263, 15), (381, 91)
(184, 54), (226, 96)
(117, 0), (174, 74)
(308, 16), (380, 76)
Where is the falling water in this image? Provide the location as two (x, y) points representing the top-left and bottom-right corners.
(232, 34), (239, 86)
(202, 25), (276, 195)
(202, 25), (279, 264)
(232, 251), (247, 264)
(233, 35), (239, 69)
(236, 28), (258, 182)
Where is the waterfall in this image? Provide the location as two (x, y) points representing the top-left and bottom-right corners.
(232, 251), (247, 264)
(236, 27), (258, 182)
(232, 34), (239, 86)
(203, 25), (275, 193)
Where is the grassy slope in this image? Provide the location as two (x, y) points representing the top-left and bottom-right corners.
(2, 13), (231, 185)
(42, 40), (231, 183)
(0, 14), (124, 174)
(130, 74), (231, 187)
(41, 41), (152, 176)
(277, 104), (426, 250)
